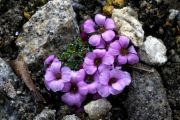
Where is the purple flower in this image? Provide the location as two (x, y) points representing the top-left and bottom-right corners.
(108, 35), (139, 65)
(98, 69), (131, 97)
(83, 14), (116, 48)
(44, 55), (59, 68)
(61, 70), (88, 107)
(83, 49), (114, 75)
(76, 69), (99, 94)
(44, 60), (71, 92)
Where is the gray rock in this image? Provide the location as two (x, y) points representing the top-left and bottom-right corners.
(163, 0), (180, 10)
(112, 7), (144, 47)
(155, 0), (162, 4)
(16, 0), (79, 65)
(34, 108), (56, 120)
(84, 99), (112, 120)
(0, 0), (5, 13)
(139, 36), (167, 65)
(62, 114), (81, 120)
(0, 7), (23, 58)
(161, 63), (180, 119)
(161, 62), (180, 120)
(0, 58), (18, 99)
(169, 9), (179, 20)
(125, 63), (172, 120)
(0, 58), (37, 120)
(0, 0), (17, 14)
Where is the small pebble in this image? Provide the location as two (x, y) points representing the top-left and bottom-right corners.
(16, 90), (22, 95)
(159, 27), (164, 34)
(34, 108), (56, 120)
(169, 9), (179, 20)
(84, 99), (112, 120)
(15, 31), (19, 36)
(103, 5), (114, 15)
(62, 114), (81, 120)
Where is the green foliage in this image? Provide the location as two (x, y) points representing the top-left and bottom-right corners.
(58, 38), (92, 70)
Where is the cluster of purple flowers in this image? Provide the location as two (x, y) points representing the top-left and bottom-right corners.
(44, 14), (139, 107)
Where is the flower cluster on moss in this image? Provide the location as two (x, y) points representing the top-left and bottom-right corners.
(44, 14), (139, 107)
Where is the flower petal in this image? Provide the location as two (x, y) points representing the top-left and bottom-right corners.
(104, 18), (116, 30)
(83, 63), (97, 75)
(44, 70), (56, 82)
(88, 34), (101, 46)
(110, 40), (121, 49)
(109, 87), (121, 95)
(87, 82), (99, 94)
(128, 45), (138, 54)
(48, 80), (64, 92)
(71, 70), (78, 80)
(112, 82), (124, 91)
(97, 85), (110, 97)
(96, 39), (106, 49)
(108, 41), (121, 56)
(99, 69), (110, 85)
(102, 53), (114, 65)
(119, 36), (130, 48)
(120, 78), (131, 86)
(110, 69), (122, 79)
(117, 54), (127, 65)
(61, 67), (71, 82)
(98, 64), (112, 73)
(83, 19), (96, 33)
(62, 82), (71, 92)
(102, 30), (115, 42)
(44, 55), (55, 66)
(120, 71), (131, 80)
(93, 49), (106, 58)
(76, 69), (86, 82)
(78, 81), (89, 95)
(95, 14), (106, 26)
(127, 53), (139, 65)
(61, 93), (85, 107)
(84, 52), (95, 65)
(49, 61), (61, 74)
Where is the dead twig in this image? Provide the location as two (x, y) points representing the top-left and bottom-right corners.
(10, 56), (46, 103)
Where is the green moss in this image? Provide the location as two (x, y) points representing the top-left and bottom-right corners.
(58, 38), (92, 70)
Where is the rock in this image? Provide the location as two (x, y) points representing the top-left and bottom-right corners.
(173, 110), (180, 120)
(169, 9), (179, 20)
(124, 63), (172, 120)
(34, 108), (56, 120)
(62, 114), (81, 120)
(0, 58), (37, 120)
(161, 62), (180, 120)
(176, 36), (180, 53)
(112, 7), (144, 47)
(0, 58), (18, 99)
(57, 105), (72, 119)
(0, 0), (5, 12)
(139, 36), (167, 65)
(163, 0), (180, 10)
(0, 0), (17, 14)
(0, 7), (23, 58)
(155, 0), (162, 4)
(84, 99), (112, 120)
(161, 63), (180, 115)
(16, 0), (79, 65)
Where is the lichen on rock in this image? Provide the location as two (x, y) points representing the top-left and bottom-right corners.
(16, 0), (79, 66)
(139, 36), (167, 65)
(112, 7), (144, 47)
